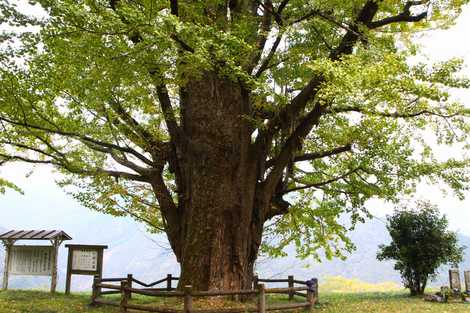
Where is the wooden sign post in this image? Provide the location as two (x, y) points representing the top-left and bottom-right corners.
(0, 230), (71, 293)
(65, 244), (107, 294)
(1, 240), (13, 290)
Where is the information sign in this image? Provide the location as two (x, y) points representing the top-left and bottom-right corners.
(71, 250), (98, 271)
(9, 246), (54, 276)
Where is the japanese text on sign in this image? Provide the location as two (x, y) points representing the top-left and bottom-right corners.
(9, 246), (53, 276)
(71, 250), (98, 271)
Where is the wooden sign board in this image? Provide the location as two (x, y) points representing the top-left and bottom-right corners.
(449, 269), (461, 291)
(464, 271), (470, 292)
(9, 246), (54, 276)
(65, 244), (107, 294)
(1, 229), (71, 293)
(72, 250), (98, 271)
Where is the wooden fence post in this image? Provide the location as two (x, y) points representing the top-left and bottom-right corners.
(167, 274), (173, 291)
(184, 285), (193, 313)
(307, 278), (318, 311)
(307, 289), (314, 311)
(313, 278), (318, 304)
(127, 274), (133, 299)
(120, 280), (129, 313)
(288, 275), (294, 301)
(91, 276), (99, 305)
(257, 283), (266, 313)
(253, 275), (259, 290)
(95, 274), (103, 297)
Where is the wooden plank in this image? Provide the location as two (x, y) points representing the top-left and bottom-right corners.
(22, 230), (41, 239)
(132, 276), (168, 287)
(265, 287), (308, 294)
(125, 303), (181, 313)
(30, 230), (47, 239)
(9, 230), (30, 239)
(101, 277), (127, 282)
(128, 287), (185, 297)
(146, 287), (174, 291)
(44, 230), (62, 240)
(65, 244), (108, 249)
(41, 229), (72, 240)
(266, 302), (310, 311)
(97, 283), (122, 290)
(100, 290), (121, 295)
(0, 230), (15, 238)
(39, 230), (56, 239)
(293, 292), (307, 298)
(192, 289), (258, 297)
(257, 278), (289, 283)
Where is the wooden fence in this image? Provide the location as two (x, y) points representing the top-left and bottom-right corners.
(91, 274), (318, 313)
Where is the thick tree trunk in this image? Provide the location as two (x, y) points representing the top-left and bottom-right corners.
(167, 72), (265, 291)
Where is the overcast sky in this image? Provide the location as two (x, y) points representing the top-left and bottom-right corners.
(0, 4), (469, 240)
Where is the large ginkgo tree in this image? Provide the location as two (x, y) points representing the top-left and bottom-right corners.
(0, 0), (469, 290)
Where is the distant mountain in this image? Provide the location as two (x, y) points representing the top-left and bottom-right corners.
(2, 218), (470, 291)
(257, 218), (470, 288)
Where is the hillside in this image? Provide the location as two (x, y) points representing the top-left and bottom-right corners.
(1, 217), (469, 291)
(258, 218), (470, 287)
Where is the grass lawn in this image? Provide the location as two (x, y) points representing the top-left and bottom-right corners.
(318, 292), (470, 313)
(1, 289), (470, 313)
(0, 290), (116, 313)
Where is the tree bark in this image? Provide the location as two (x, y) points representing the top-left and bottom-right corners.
(165, 72), (265, 291)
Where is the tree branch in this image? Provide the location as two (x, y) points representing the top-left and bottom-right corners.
(246, 0), (274, 73)
(255, 1), (380, 151)
(280, 167), (361, 195)
(263, 102), (325, 198)
(0, 152), (148, 182)
(367, 1), (428, 29)
(326, 106), (462, 119)
(108, 97), (162, 150)
(254, 30), (283, 78)
(265, 143), (352, 168)
(329, 1), (379, 60)
(154, 82), (182, 146)
(0, 115), (153, 165)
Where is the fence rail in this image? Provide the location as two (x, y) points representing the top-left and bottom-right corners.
(91, 274), (318, 313)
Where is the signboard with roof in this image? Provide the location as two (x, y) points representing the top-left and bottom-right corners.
(0, 229), (72, 293)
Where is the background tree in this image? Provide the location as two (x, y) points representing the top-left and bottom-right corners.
(377, 201), (464, 296)
(0, 0), (469, 290)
